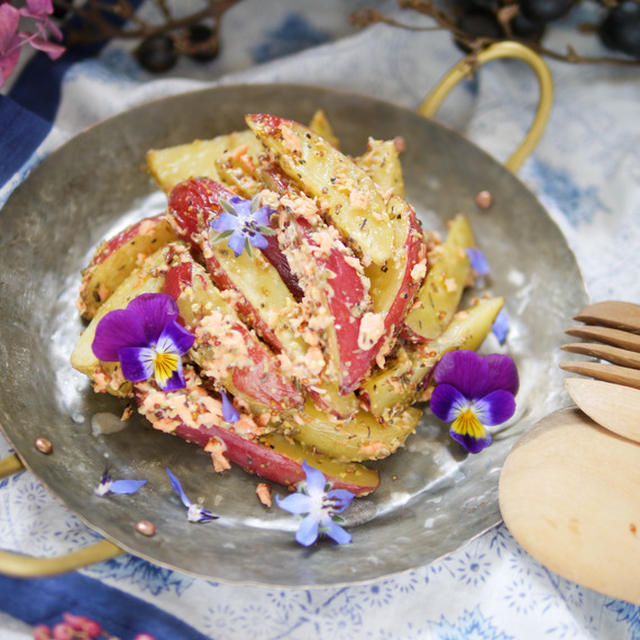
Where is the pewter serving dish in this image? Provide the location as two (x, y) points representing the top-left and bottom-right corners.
(0, 84), (587, 586)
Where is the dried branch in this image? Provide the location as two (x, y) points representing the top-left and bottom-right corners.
(350, 0), (640, 67)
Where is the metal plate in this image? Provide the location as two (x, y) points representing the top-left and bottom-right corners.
(0, 84), (587, 586)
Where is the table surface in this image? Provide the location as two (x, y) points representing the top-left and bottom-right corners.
(1, 1), (639, 638)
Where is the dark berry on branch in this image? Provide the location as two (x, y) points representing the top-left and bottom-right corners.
(454, 9), (504, 52)
(186, 24), (219, 62)
(599, 0), (640, 58)
(135, 34), (178, 72)
(52, 1), (70, 20)
(510, 11), (546, 40)
(519, 0), (572, 23)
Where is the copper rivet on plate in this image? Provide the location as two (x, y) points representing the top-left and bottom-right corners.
(475, 190), (492, 209)
(135, 520), (156, 536)
(34, 437), (53, 454)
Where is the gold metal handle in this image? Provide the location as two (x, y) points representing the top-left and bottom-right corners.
(418, 41), (553, 173)
(0, 453), (124, 577)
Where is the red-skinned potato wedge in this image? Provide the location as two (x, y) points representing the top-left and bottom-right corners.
(245, 113), (397, 266)
(146, 130), (263, 194)
(163, 249), (304, 417)
(255, 145), (427, 388)
(282, 399), (422, 463)
(167, 177), (360, 419)
(78, 214), (177, 320)
(354, 137), (405, 199)
(360, 296), (505, 419)
(134, 368), (379, 495)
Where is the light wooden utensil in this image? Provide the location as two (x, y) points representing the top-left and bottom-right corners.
(560, 300), (640, 389)
(499, 407), (640, 605)
(565, 378), (640, 444)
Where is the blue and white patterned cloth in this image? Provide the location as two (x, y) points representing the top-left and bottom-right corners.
(1, 1), (639, 638)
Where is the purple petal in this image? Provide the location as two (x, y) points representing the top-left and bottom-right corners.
(473, 390), (516, 426)
(211, 211), (239, 233)
(221, 392), (239, 423)
(109, 479), (147, 495)
(433, 350), (489, 399)
(249, 232), (269, 251)
(229, 196), (252, 217)
(466, 248), (490, 277)
(158, 319), (195, 356)
(92, 308), (146, 361)
(159, 361), (186, 392)
(296, 513), (320, 547)
(275, 492), (312, 515)
(324, 520), (352, 545)
(227, 230), (246, 257)
(327, 488), (355, 513)
(491, 308), (510, 345)
(485, 353), (519, 395)
(450, 425), (492, 453)
(302, 461), (327, 496)
(166, 467), (192, 508)
(127, 293), (178, 344)
(430, 383), (468, 422)
(253, 206), (272, 227)
(118, 346), (154, 382)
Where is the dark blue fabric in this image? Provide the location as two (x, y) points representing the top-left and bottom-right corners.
(0, 95), (50, 187)
(0, 571), (210, 639)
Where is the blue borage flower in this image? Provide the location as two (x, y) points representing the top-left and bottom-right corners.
(166, 468), (217, 523)
(94, 467), (147, 497)
(276, 461), (355, 547)
(491, 307), (510, 345)
(220, 391), (239, 423)
(92, 293), (195, 392)
(210, 194), (275, 258)
(465, 248), (510, 344)
(430, 350), (519, 453)
(466, 247), (490, 277)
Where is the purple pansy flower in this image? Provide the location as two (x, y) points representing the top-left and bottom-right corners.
(430, 350), (519, 453)
(491, 307), (510, 344)
(276, 461), (354, 547)
(210, 194), (275, 258)
(466, 247), (490, 277)
(221, 391), (239, 423)
(94, 468), (147, 497)
(92, 293), (194, 392)
(166, 468), (217, 523)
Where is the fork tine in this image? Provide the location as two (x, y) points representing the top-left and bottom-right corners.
(574, 301), (640, 332)
(561, 342), (640, 369)
(559, 361), (640, 390)
(565, 325), (640, 353)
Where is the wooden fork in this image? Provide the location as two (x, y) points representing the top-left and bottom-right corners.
(560, 301), (640, 390)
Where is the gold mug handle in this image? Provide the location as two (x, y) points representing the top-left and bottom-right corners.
(418, 40), (554, 173)
(0, 453), (123, 577)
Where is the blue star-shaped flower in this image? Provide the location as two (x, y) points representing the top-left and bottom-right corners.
(276, 461), (354, 547)
(210, 194), (275, 258)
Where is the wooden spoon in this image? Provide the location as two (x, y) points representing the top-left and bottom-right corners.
(499, 407), (640, 605)
(565, 378), (640, 444)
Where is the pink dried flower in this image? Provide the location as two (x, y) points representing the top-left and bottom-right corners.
(32, 624), (51, 640)
(0, 0), (65, 88)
